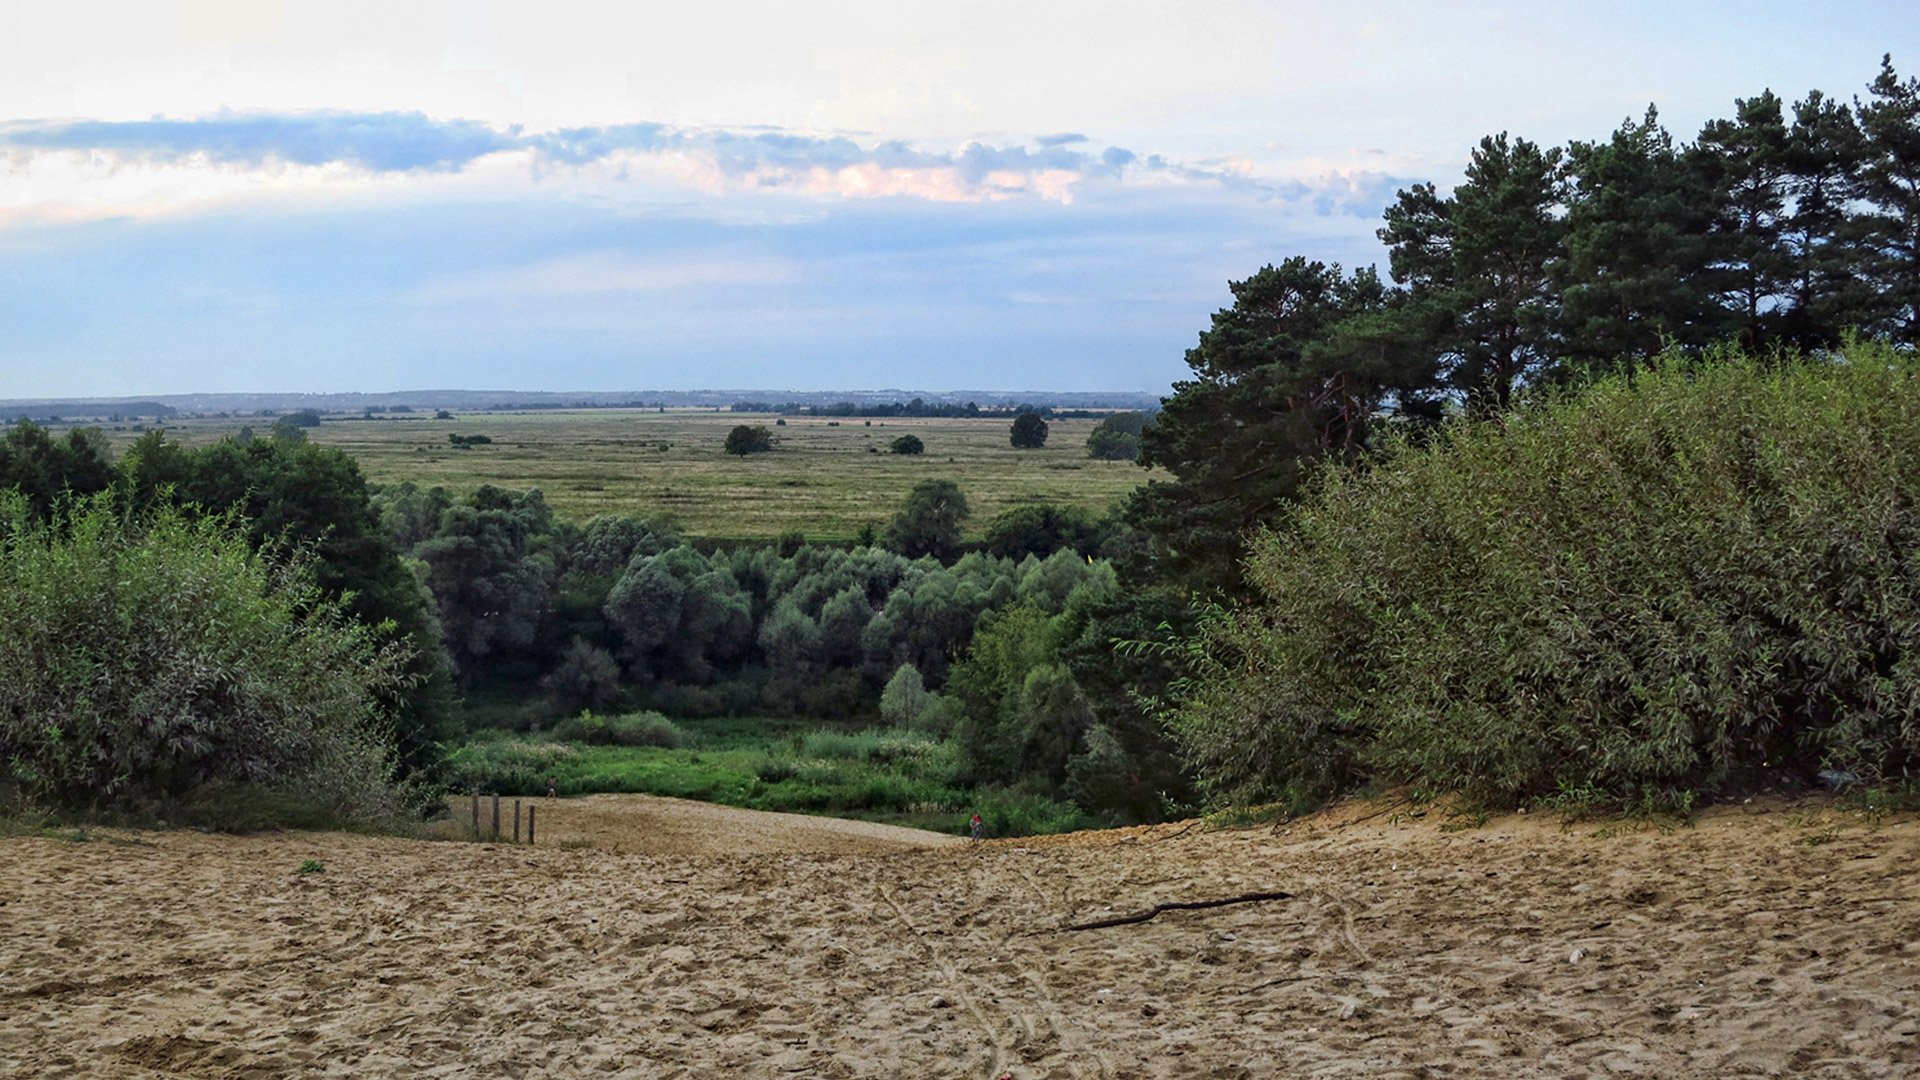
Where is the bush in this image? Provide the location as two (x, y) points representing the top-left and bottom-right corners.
(441, 739), (579, 795)
(890, 434), (925, 455)
(553, 709), (685, 748)
(1176, 347), (1920, 811)
(0, 495), (409, 823)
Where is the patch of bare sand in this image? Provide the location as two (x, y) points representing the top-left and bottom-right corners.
(443, 792), (965, 856)
(2, 795), (1917, 1078)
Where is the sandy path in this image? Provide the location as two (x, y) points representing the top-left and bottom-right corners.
(2, 797), (1917, 1078)
(442, 792), (965, 856)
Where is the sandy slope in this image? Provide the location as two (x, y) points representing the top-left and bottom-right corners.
(2, 795), (1917, 1079)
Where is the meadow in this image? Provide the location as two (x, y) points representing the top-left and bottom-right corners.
(110, 409), (1147, 539)
(440, 714), (1092, 838)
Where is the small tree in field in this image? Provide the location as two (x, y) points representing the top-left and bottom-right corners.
(890, 434), (925, 455)
(724, 425), (775, 455)
(887, 479), (971, 561)
(1010, 412), (1049, 448)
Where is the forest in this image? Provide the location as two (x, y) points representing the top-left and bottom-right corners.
(3, 57), (1919, 833)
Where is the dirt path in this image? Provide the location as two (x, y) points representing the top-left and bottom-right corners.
(452, 792), (964, 856)
(3, 797), (1917, 1078)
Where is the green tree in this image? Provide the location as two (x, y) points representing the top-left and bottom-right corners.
(121, 433), (456, 776)
(1853, 54), (1920, 343)
(889, 434), (925, 455)
(1557, 107), (1718, 369)
(886, 479), (971, 562)
(413, 487), (556, 683)
(980, 505), (1102, 560)
(1009, 412), (1049, 449)
(1130, 258), (1432, 594)
(1691, 92), (1795, 350)
(0, 422), (116, 517)
(1381, 133), (1565, 409)
(1779, 89), (1868, 348)
(1085, 411), (1150, 460)
(724, 424), (775, 455)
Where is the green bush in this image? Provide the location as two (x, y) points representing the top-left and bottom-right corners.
(552, 710), (684, 748)
(0, 494), (408, 824)
(440, 739), (580, 794)
(1176, 347), (1920, 811)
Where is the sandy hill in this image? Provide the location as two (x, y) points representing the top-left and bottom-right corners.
(2, 794), (1916, 1078)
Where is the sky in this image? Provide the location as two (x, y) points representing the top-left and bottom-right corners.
(0, 2), (1915, 397)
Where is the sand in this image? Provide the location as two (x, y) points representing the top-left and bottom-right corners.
(2, 794), (1917, 1078)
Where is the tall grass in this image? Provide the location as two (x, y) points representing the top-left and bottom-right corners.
(1176, 346), (1920, 810)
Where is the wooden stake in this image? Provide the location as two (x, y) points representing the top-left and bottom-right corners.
(514, 799), (522, 843)
(470, 790), (479, 838)
(491, 793), (501, 840)
(527, 804), (536, 845)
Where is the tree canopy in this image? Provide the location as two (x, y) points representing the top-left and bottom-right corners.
(724, 424), (775, 455)
(1009, 412), (1049, 449)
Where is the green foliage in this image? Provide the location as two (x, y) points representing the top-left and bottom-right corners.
(552, 710), (684, 748)
(981, 504), (1102, 560)
(298, 859), (326, 875)
(0, 494), (408, 822)
(447, 433), (493, 447)
(886, 479), (971, 562)
(1175, 347), (1920, 811)
(1009, 412), (1049, 449)
(1086, 411), (1149, 460)
(121, 432), (456, 777)
(723, 424), (775, 455)
(1131, 257), (1434, 595)
(889, 434), (925, 455)
(541, 639), (623, 712)
(0, 422), (116, 517)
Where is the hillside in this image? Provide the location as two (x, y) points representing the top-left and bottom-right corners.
(3, 796), (1916, 1078)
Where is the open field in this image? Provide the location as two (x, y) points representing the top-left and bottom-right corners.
(103, 410), (1148, 539)
(4, 796), (1916, 1078)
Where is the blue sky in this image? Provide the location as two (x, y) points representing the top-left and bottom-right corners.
(0, 1), (1914, 397)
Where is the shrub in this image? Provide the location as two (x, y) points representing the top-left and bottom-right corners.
(553, 710), (684, 748)
(0, 495), (409, 823)
(440, 739), (579, 794)
(890, 434), (925, 455)
(1176, 347), (1920, 811)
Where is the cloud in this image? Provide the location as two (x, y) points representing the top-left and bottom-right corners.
(0, 109), (1418, 217)
(0, 110), (520, 172)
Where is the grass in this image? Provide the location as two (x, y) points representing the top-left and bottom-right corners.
(97, 409), (1146, 540)
(441, 717), (1093, 837)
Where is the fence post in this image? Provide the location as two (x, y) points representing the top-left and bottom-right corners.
(470, 790), (479, 838)
(527, 804), (536, 845)
(514, 799), (522, 843)
(491, 793), (501, 840)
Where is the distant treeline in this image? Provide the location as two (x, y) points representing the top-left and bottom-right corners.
(729, 398), (1121, 420)
(8, 401), (176, 421)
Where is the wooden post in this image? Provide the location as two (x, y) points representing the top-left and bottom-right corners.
(470, 790), (479, 838)
(527, 804), (536, 845)
(514, 799), (522, 843)
(491, 793), (501, 840)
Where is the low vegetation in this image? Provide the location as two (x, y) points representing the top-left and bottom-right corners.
(0, 494), (411, 826)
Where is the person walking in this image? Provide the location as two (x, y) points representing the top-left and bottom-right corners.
(968, 813), (983, 841)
